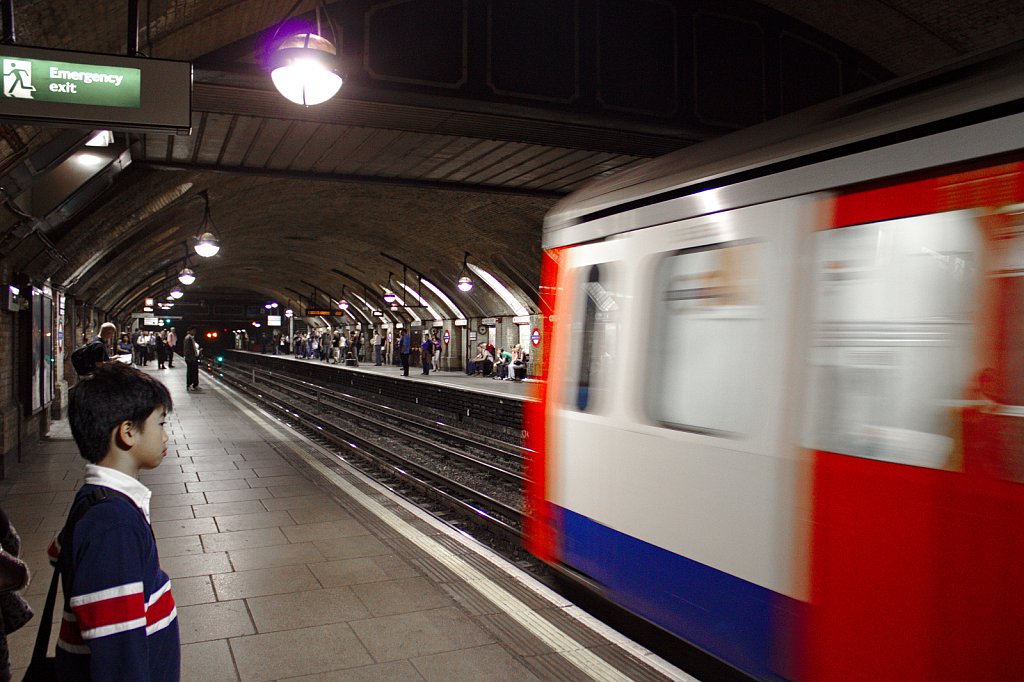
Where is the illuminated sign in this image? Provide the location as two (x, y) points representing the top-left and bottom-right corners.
(304, 309), (347, 317)
(0, 45), (191, 134)
(3, 57), (140, 106)
(267, 315), (282, 327)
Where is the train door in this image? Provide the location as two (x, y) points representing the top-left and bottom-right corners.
(803, 162), (1024, 681)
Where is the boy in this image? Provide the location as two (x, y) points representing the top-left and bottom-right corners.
(51, 362), (179, 681)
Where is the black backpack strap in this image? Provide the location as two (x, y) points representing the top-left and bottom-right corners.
(29, 487), (136, 666)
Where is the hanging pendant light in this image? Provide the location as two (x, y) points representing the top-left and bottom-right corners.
(178, 240), (196, 284)
(270, 0), (343, 107)
(193, 190), (221, 258)
(383, 272), (397, 304)
(457, 252), (473, 292)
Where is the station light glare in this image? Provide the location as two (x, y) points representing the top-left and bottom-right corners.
(85, 130), (114, 147)
(74, 152), (105, 168)
(270, 32), (343, 106)
(194, 233), (220, 257)
(456, 252), (474, 292)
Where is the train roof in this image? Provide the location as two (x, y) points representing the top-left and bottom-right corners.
(544, 41), (1024, 248)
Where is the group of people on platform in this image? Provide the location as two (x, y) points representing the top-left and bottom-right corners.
(287, 327), (528, 381)
(120, 327), (179, 370)
(80, 323), (202, 390)
(292, 329), (368, 365)
(467, 342), (527, 381)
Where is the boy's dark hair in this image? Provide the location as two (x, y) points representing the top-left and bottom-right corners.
(69, 362), (173, 463)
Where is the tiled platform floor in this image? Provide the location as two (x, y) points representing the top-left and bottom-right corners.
(1, 363), (692, 681)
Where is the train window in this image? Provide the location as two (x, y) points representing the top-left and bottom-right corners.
(648, 241), (764, 436)
(802, 210), (983, 469)
(569, 264), (618, 412)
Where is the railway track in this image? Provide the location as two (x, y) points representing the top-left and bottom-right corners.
(208, 360), (537, 563)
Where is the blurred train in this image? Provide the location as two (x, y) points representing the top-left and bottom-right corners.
(523, 42), (1024, 681)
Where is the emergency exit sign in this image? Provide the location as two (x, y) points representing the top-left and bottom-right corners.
(3, 56), (140, 107)
(0, 44), (191, 134)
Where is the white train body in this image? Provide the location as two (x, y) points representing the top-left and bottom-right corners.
(524, 43), (1024, 681)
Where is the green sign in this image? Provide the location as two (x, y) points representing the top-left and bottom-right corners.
(2, 55), (140, 108)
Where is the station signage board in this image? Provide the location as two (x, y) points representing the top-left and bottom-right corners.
(0, 45), (191, 134)
(267, 315), (282, 327)
(304, 309), (346, 317)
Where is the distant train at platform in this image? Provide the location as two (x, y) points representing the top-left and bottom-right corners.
(524, 42), (1024, 681)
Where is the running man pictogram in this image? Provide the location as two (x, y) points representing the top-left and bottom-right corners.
(3, 59), (37, 98)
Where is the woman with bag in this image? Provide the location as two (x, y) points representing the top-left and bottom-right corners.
(0, 505), (32, 682)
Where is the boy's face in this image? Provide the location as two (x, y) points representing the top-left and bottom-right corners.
(133, 407), (169, 470)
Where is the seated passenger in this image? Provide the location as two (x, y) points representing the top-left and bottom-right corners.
(509, 344), (527, 381)
(480, 346), (495, 377)
(493, 348), (511, 379)
(466, 343), (486, 375)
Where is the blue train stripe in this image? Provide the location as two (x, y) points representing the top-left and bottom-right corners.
(556, 506), (801, 681)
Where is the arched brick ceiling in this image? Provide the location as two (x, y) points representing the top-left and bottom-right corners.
(755, 0), (1024, 76)
(1, 0), (1021, 327)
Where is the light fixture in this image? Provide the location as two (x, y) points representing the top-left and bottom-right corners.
(338, 285), (349, 310)
(284, 309), (294, 318)
(193, 189), (221, 258)
(169, 286), (184, 300)
(269, 0), (343, 107)
(85, 130), (114, 147)
(383, 272), (397, 304)
(457, 252), (473, 292)
(178, 240), (196, 285)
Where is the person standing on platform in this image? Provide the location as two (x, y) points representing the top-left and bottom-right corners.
(155, 331), (168, 370)
(399, 329), (411, 376)
(184, 327), (200, 391)
(420, 332), (434, 375)
(372, 330), (382, 365)
(431, 331), (441, 372)
(130, 328), (142, 365)
(166, 327), (177, 368)
(56, 362), (180, 681)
